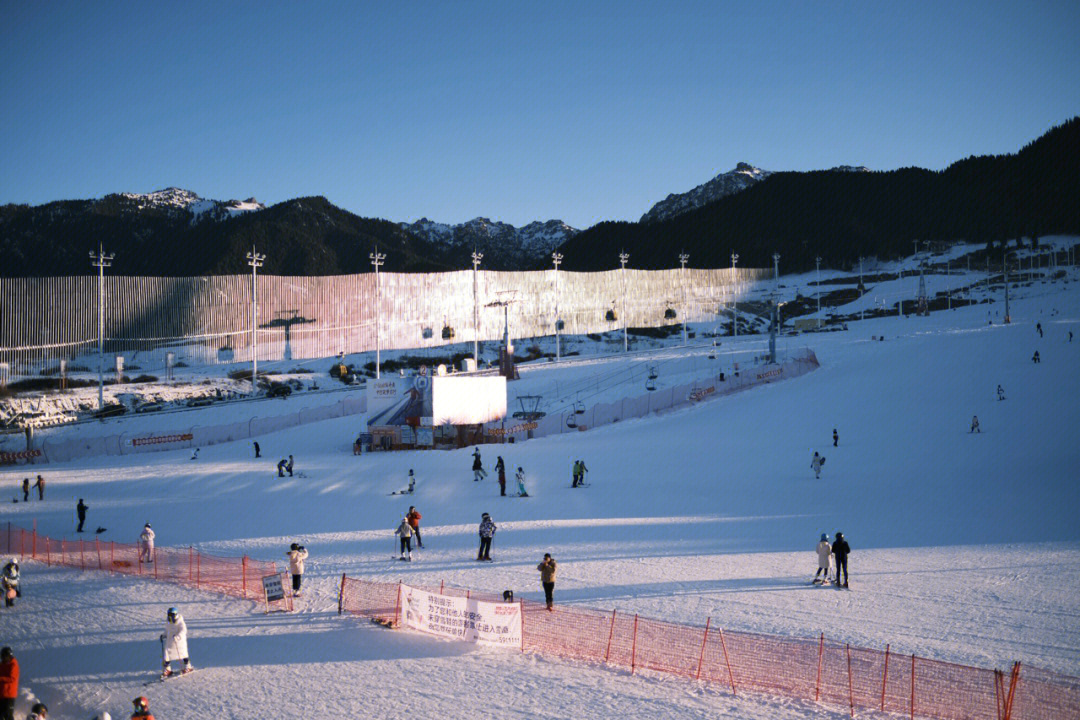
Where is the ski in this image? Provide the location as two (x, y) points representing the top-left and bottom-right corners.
(144, 669), (197, 685)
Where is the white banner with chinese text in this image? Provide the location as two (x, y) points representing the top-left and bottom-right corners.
(399, 584), (521, 648)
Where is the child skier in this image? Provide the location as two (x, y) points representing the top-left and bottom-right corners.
(395, 517), (414, 561)
(160, 607), (193, 678)
(516, 467), (529, 497)
(813, 534), (831, 584)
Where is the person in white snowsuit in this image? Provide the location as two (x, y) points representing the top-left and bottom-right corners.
(970, 415), (981, 433)
(161, 607), (192, 677)
(286, 543), (308, 596)
(516, 467), (528, 497)
(395, 518), (414, 561)
(139, 523), (155, 563)
(811, 452), (824, 479)
(814, 534), (832, 583)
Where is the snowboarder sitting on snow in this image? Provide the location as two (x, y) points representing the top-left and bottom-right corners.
(190, 447), (200, 460)
(811, 452), (825, 479)
(160, 607), (193, 678)
(472, 448), (487, 481)
(970, 415), (981, 433)
(286, 543), (308, 596)
(396, 517), (414, 561)
(131, 696), (155, 719)
(139, 523), (155, 563)
(1, 558), (19, 607)
(997, 384), (1006, 401)
(516, 467), (528, 497)
(832, 532), (850, 587)
(478, 512), (496, 561)
(407, 506), (423, 548)
(813, 534), (831, 584)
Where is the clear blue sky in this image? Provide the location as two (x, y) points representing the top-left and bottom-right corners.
(2, 1), (1078, 228)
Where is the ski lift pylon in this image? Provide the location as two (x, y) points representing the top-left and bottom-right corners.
(512, 394), (546, 421)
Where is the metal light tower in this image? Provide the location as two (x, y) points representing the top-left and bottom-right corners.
(815, 256), (822, 329)
(679, 252), (690, 343)
(370, 247), (385, 378)
(552, 251), (563, 361)
(246, 246), (265, 396)
(89, 244), (115, 410)
(772, 252), (781, 330)
(472, 249), (483, 367)
(619, 251), (629, 352)
(730, 252), (739, 337)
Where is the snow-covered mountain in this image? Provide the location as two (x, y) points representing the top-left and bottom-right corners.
(400, 217), (579, 269)
(641, 163), (774, 223)
(640, 163), (872, 223)
(113, 187), (265, 223)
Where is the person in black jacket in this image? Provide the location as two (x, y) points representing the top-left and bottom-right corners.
(495, 456), (506, 496)
(76, 499), (88, 533)
(832, 531), (850, 588)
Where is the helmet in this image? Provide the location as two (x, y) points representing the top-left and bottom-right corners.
(836, 532), (844, 539)
(144, 523), (151, 528)
(167, 607), (178, 619)
(820, 533), (828, 542)
(133, 696), (149, 710)
(408, 469), (414, 475)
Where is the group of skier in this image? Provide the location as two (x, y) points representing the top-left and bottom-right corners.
(15, 475), (44, 503)
(475, 449), (527, 497)
(813, 532), (851, 588)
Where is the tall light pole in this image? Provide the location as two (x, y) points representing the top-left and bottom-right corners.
(772, 252), (781, 331)
(1003, 250), (1012, 324)
(370, 247), (385, 378)
(815, 256), (822, 329)
(858, 256), (865, 322)
(246, 246), (265, 396)
(89, 243), (115, 410)
(730, 252), (739, 337)
(679, 252), (690, 343)
(552, 251), (563, 361)
(472, 249), (483, 367)
(619, 251), (629, 352)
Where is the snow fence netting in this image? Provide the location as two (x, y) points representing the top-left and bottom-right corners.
(337, 576), (1080, 720)
(2, 523), (275, 602)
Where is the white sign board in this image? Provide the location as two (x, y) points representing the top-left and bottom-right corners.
(432, 375), (507, 426)
(263, 573), (286, 602)
(400, 584), (521, 648)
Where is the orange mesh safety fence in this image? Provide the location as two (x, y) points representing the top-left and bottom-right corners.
(3, 523), (275, 602)
(337, 575), (1080, 720)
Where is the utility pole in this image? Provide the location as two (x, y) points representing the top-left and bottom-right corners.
(772, 252), (781, 330)
(619, 251), (629, 353)
(370, 247), (385, 378)
(89, 243), (115, 410)
(552, 252), (563, 361)
(472, 249), (483, 367)
(246, 246), (265, 396)
(679, 252), (690, 343)
(730, 252), (739, 337)
(815, 256), (822, 329)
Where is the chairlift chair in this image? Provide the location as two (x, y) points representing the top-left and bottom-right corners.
(565, 413), (578, 429)
(645, 377), (657, 391)
(647, 366), (658, 380)
(573, 400), (585, 415)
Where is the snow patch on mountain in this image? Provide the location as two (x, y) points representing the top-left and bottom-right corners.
(401, 217), (579, 268)
(641, 163), (773, 223)
(113, 187), (264, 222)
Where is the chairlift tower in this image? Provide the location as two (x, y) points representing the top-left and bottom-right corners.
(369, 247), (385, 378)
(472, 249), (483, 366)
(915, 240), (929, 316)
(619, 251), (629, 352)
(679, 252), (689, 344)
(552, 252), (563, 361)
(89, 243), (115, 410)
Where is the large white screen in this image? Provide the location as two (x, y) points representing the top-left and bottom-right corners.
(432, 376), (507, 425)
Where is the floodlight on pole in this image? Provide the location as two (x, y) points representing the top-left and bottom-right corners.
(370, 248), (385, 378)
(619, 251), (630, 353)
(246, 246), (265, 396)
(730, 252), (739, 337)
(772, 252), (781, 330)
(472, 249), (483, 367)
(89, 243), (115, 410)
(815, 256), (822, 329)
(552, 252), (563, 361)
(679, 252), (690, 343)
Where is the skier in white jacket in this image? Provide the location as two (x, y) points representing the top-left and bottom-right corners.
(395, 518), (414, 561)
(286, 543), (309, 596)
(813, 533), (832, 584)
(139, 523), (155, 563)
(160, 607), (192, 678)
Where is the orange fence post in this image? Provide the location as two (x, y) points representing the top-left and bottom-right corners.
(519, 600), (525, 652)
(96, 538), (102, 570)
(196, 551), (201, 589)
(994, 669), (1003, 720)
(846, 643), (854, 718)
(719, 627), (736, 697)
(394, 581), (403, 628)
(816, 631), (824, 701)
(881, 644), (890, 711)
(695, 617), (711, 680)
(1004, 662), (1020, 720)
(19, 528), (24, 558)
(32, 528), (36, 559)
(604, 609), (617, 663)
(911, 654), (916, 720)
(337, 573), (346, 615)
(61, 540), (65, 566)
(440, 580), (444, 594)
(242, 555), (248, 597)
(188, 547), (193, 582)
(45, 537), (50, 565)
(630, 614), (639, 675)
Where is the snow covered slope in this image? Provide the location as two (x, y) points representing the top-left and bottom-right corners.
(3, 259), (1078, 719)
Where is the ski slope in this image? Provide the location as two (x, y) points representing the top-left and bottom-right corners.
(2, 254), (1079, 719)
